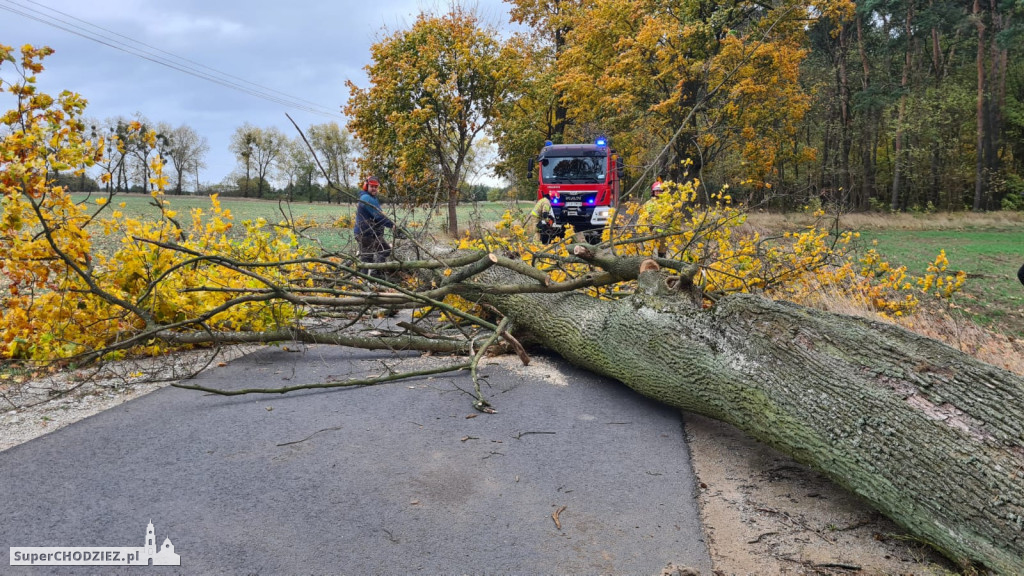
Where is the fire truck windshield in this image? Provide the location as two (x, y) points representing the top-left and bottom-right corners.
(540, 155), (606, 184)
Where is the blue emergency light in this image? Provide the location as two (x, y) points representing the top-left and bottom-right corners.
(595, 136), (608, 147)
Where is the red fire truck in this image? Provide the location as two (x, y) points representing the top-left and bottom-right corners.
(528, 137), (623, 243)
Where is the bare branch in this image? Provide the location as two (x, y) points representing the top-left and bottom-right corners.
(172, 361), (471, 396)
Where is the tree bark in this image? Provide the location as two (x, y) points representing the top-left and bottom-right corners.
(985, 0), (1007, 208)
(552, 23), (569, 142)
(475, 267), (1024, 573)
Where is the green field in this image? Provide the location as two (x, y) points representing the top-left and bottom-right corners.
(72, 193), (525, 252)
(73, 193), (519, 225)
(856, 227), (1024, 336)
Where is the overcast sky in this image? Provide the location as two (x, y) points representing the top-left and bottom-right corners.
(0, 0), (512, 188)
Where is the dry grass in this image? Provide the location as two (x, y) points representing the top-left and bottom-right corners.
(747, 209), (1024, 231)
(899, 304), (1024, 375)
(796, 281), (1024, 376)
(745, 210), (1024, 375)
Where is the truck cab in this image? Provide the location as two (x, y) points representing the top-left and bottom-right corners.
(529, 137), (622, 243)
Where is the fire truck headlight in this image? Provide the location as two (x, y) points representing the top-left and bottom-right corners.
(591, 207), (611, 225)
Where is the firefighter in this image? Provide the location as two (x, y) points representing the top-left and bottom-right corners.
(529, 192), (556, 243)
(645, 178), (668, 258)
(651, 176), (664, 199)
(353, 176), (403, 279)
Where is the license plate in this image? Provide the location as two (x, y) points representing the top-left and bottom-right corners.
(565, 201), (582, 207)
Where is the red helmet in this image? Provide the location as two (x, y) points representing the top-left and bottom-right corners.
(362, 176), (380, 192)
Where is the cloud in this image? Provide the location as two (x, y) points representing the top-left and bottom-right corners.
(144, 14), (248, 42)
(1, 0), (512, 187)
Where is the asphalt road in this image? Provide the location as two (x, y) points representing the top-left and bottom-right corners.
(1, 345), (712, 575)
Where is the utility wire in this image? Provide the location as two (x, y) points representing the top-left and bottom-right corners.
(0, 0), (338, 117)
(0, 0), (343, 119)
(12, 0), (333, 113)
(17, 0), (335, 114)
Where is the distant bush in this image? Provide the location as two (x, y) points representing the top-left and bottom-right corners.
(1001, 193), (1024, 211)
(868, 197), (888, 212)
(486, 187), (526, 202)
(53, 172), (100, 192)
(1000, 173), (1024, 210)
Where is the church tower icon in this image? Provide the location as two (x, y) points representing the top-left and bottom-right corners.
(142, 520), (180, 566)
(145, 521), (157, 557)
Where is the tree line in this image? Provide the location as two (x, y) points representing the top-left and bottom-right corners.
(343, 0), (1022, 233)
(62, 116), (211, 195)
(500, 0), (1023, 212)
(65, 116), (359, 201)
(56, 115), (508, 204)
(61, 0), (1023, 222)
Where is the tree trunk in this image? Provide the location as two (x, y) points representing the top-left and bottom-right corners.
(448, 186), (460, 238)
(820, 114), (833, 196)
(856, 15), (876, 210)
(837, 23), (853, 202)
(476, 268), (1024, 573)
(974, 0), (987, 211)
(891, 2), (914, 211)
(984, 0), (1007, 208)
(928, 19), (944, 210)
(244, 158), (251, 199)
(552, 25), (569, 142)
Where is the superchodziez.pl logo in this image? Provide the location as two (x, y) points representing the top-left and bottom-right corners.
(10, 520), (180, 566)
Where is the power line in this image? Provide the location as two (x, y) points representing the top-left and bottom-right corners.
(13, 0), (334, 113)
(0, 0), (340, 117)
(0, 0), (344, 119)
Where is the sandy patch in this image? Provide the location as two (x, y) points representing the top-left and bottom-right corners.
(685, 413), (956, 575)
(482, 353), (570, 386)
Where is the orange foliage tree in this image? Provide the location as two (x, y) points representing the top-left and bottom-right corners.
(499, 0), (853, 198)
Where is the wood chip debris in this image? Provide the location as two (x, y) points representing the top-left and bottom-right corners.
(552, 505), (567, 530)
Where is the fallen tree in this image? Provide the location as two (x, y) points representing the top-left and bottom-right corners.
(6, 206), (1022, 571)
(468, 257), (1024, 574)
(155, 242), (1024, 571)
